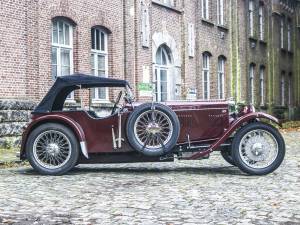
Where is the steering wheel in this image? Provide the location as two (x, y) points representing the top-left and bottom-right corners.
(111, 91), (123, 115)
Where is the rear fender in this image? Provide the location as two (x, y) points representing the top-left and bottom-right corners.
(188, 112), (280, 160)
(20, 115), (88, 160)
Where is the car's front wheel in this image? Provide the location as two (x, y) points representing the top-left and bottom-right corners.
(231, 122), (285, 175)
(26, 123), (79, 175)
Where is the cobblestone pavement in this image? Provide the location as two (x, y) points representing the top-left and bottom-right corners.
(0, 131), (299, 225)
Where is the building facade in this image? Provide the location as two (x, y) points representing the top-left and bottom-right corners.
(0, 0), (299, 145)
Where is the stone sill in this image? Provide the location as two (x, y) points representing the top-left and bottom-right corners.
(281, 48), (287, 54)
(217, 24), (229, 31)
(259, 40), (267, 45)
(249, 36), (258, 42)
(152, 1), (182, 14)
(201, 19), (214, 26)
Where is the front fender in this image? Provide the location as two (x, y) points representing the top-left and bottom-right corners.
(20, 114), (88, 160)
(232, 112), (281, 128)
(189, 112), (281, 160)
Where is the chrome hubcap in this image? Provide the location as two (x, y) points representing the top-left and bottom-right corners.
(239, 129), (279, 169)
(134, 110), (173, 150)
(33, 130), (72, 169)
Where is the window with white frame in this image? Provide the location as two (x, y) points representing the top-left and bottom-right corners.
(202, 53), (210, 100)
(217, 0), (224, 25)
(154, 45), (173, 102)
(249, 0), (254, 37)
(249, 64), (255, 104)
(51, 20), (73, 79)
(91, 27), (108, 101)
(259, 66), (265, 106)
(280, 17), (284, 49)
(218, 57), (225, 99)
(281, 72), (285, 106)
(287, 19), (291, 51)
(259, 4), (264, 40)
(202, 0), (209, 20)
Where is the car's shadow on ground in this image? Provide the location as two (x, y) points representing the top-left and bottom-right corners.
(18, 164), (249, 177)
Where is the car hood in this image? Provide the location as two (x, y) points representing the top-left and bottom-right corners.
(129, 101), (229, 110)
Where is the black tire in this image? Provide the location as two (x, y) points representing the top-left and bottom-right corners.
(26, 123), (79, 175)
(126, 103), (180, 157)
(231, 122), (285, 175)
(221, 148), (237, 166)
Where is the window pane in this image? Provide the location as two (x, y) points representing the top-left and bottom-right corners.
(91, 54), (95, 69)
(65, 24), (70, 45)
(52, 65), (57, 79)
(91, 29), (95, 49)
(160, 70), (167, 81)
(101, 32), (105, 51)
(97, 55), (105, 70)
(96, 29), (100, 50)
(62, 66), (70, 76)
(156, 48), (162, 65)
(162, 50), (167, 65)
(98, 70), (106, 77)
(98, 88), (106, 99)
(51, 47), (57, 64)
(61, 49), (70, 66)
(52, 22), (58, 44)
(161, 93), (168, 102)
(59, 21), (64, 44)
(204, 71), (208, 82)
(91, 88), (96, 99)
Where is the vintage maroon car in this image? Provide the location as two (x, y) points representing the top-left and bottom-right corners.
(20, 74), (285, 175)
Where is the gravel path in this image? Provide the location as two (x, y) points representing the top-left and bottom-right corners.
(0, 131), (299, 225)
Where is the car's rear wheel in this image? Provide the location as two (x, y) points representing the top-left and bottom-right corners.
(26, 123), (79, 175)
(126, 103), (180, 157)
(231, 122), (285, 175)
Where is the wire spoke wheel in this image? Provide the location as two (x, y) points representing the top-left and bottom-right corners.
(134, 109), (173, 150)
(33, 130), (72, 169)
(239, 129), (279, 169)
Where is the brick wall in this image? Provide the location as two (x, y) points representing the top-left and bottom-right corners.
(0, 0), (299, 121)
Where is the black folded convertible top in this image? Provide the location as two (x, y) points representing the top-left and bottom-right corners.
(34, 74), (129, 113)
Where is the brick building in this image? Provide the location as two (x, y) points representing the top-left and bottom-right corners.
(0, 0), (299, 145)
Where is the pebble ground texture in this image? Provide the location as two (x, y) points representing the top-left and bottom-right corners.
(0, 131), (299, 225)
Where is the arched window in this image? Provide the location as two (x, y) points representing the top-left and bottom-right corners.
(51, 19), (73, 79)
(249, 64), (255, 104)
(280, 16), (284, 49)
(91, 27), (108, 101)
(202, 53), (211, 100)
(249, 0), (254, 37)
(218, 56), (225, 99)
(217, 0), (224, 25)
(259, 66), (265, 106)
(154, 45), (173, 102)
(259, 3), (264, 40)
(202, 0), (209, 20)
(287, 19), (292, 51)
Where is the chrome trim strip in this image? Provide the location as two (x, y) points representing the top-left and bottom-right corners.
(80, 141), (89, 159)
